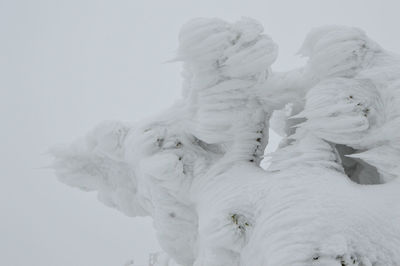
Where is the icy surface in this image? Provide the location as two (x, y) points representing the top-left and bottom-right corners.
(52, 18), (400, 265)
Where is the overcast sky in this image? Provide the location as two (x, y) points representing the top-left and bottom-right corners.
(1, 1), (399, 266)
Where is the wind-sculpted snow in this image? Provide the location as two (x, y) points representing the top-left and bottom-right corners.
(52, 18), (400, 265)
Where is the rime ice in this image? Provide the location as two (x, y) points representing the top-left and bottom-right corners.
(52, 18), (400, 266)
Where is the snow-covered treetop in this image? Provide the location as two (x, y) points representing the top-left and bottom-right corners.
(52, 18), (400, 266)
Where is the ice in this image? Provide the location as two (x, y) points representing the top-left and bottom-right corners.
(52, 18), (400, 265)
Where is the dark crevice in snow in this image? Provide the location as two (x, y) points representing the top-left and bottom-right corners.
(335, 144), (381, 184)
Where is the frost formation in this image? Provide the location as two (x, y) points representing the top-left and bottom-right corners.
(52, 18), (400, 266)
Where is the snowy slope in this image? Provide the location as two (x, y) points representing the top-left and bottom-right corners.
(52, 18), (400, 266)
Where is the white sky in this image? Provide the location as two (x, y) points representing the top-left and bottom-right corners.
(1, 1), (399, 265)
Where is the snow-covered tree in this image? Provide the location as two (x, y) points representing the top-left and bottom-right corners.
(52, 18), (400, 266)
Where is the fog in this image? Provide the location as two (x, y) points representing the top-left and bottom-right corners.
(1, 0), (399, 265)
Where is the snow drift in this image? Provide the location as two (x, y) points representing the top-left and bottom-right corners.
(52, 18), (400, 266)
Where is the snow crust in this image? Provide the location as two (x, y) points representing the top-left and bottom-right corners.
(52, 18), (400, 265)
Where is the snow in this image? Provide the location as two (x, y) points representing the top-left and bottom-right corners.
(52, 18), (400, 265)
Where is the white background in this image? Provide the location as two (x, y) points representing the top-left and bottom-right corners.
(1, 1), (399, 265)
